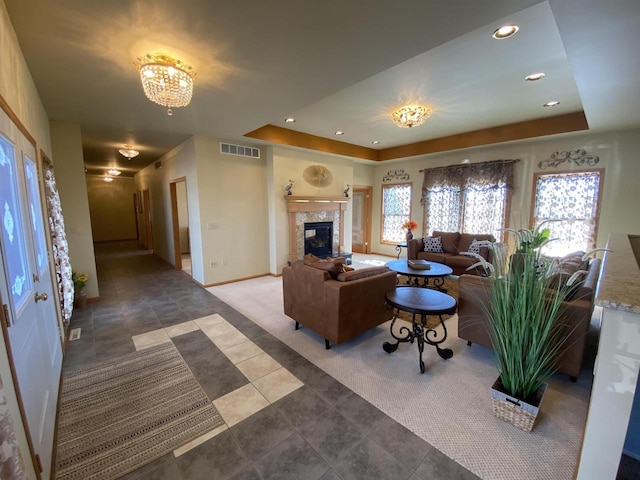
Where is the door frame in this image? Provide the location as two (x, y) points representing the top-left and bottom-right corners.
(0, 94), (50, 479)
(352, 186), (372, 254)
(169, 177), (188, 270)
(142, 189), (153, 251)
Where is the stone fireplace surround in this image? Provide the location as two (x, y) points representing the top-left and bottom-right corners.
(284, 196), (348, 264)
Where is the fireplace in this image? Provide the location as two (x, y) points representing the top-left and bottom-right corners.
(304, 222), (333, 257)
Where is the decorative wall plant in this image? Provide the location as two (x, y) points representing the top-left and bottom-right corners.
(538, 149), (599, 169)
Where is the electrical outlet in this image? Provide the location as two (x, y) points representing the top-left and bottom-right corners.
(209, 261), (217, 268)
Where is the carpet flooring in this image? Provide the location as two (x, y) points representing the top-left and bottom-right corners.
(55, 343), (224, 480)
(209, 273), (594, 480)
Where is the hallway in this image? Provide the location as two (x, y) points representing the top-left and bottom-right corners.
(62, 241), (479, 480)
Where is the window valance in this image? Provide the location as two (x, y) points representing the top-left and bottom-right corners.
(420, 159), (518, 195)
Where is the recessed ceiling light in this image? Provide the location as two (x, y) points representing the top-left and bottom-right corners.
(285, 117), (296, 123)
(372, 140), (380, 145)
(543, 101), (560, 107)
(492, 24), (519, 39)
(335, 131), (344, 136)
(525, 72), (546, 81)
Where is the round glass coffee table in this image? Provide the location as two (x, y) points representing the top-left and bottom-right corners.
(385, 259), (453, 291)
(383, 287), (456, 373)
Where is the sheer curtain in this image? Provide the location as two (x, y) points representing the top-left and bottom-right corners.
(421, 159), (517, 239)
(42, 157), (74, 325)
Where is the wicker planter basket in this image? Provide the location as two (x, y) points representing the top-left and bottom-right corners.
(490, 377), (548, 432)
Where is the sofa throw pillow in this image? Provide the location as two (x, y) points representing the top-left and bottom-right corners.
(423, 236), (444, 253)
(468, 239), (481, 255)
(336, 266), (389, 282)
(309, 259), (344, 279)
(303, 253), (321, 265)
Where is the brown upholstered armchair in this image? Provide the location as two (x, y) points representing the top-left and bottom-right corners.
(457, 257), (602, 380)
(282, 262), (397, 349)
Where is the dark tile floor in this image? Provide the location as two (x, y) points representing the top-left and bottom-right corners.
(62, 241), (482, 480)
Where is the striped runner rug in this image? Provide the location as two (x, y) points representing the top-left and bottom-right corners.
(55, 342), (223, 480)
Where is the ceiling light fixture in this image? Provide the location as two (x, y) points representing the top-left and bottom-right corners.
(543, 101), (560, 107)
(492, 24), (519, 39)
(103, 176), (114, 183)
(107, 168), (122, 176)
(335, 131), (344, 135)
(525, 72), (546, 81)
(136, 53), (196, 116)
(372, 140), (380, 145)
(119, 145), (140, 159)
(285, 117), (296, 123)
(391, 105), (431, 128)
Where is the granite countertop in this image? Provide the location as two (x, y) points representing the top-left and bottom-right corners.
(595, 233), (640, 314)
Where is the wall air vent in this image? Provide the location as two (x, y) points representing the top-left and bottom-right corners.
(220, 142), (260, 159)
(154, 160), (162, 169)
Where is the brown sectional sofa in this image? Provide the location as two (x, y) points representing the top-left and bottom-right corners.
(457, 256), (602, 380)
(282, 261), (397, 348)
(408, 231), (496, 276)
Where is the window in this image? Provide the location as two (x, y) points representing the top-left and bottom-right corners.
(381, 183), (412, 243)
(532, 170), (603, 256)
(422, 160), (515, 239)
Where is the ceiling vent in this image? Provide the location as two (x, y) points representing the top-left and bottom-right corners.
(220, 142), (260, 159)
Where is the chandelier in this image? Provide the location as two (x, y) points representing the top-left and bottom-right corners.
(391, 105), (432, 128)
(118, 145), (139, 159)
(136, 53), (196, 115)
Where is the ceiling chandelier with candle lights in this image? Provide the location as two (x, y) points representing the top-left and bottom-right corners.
(391, 105), (432, 128)
(136, 53), (196, 116)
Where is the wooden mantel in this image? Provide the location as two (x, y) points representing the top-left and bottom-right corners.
(284, 195), (349, 212)
(284, 196), (350, 263)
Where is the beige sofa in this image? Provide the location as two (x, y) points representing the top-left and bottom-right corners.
(282, 261), (397, 348)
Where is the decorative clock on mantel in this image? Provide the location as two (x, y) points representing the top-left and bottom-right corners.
(303, 165), (333, 188)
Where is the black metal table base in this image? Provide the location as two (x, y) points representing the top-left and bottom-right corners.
(383, 311), (453, 373)
(397, 275), (447, 292)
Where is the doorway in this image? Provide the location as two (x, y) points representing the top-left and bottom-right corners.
(170, 178), (190, 275)
(352, 186), (372, 254)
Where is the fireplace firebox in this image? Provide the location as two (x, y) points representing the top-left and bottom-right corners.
(304, 222), (333, 258)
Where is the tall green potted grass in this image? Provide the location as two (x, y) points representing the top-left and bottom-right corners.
(470, 226), (585, 431)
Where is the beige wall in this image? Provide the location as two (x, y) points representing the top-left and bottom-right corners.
(194, 137), (269, 285)
(87, 176), (138, 242)
(0, 2), (50, 477)
(369, 129), (640, 257)
(50, 121), (99, 299)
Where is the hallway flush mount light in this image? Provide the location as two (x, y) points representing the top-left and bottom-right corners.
(391, 105), (432, 128)
(136, 53), (196, 116)
(119, 145), (139, 159)
(103, 176), (114, 183)
(107, 168), (122, 176)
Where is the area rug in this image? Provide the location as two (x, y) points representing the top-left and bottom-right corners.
(395, 277), (459, 326)
(208, 275), (593, 480)
(55, 343), (224, 480)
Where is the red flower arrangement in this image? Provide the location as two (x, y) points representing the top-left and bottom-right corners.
(401, 220), (418, 231)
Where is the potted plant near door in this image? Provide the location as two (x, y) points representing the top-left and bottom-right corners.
(72, 271), (89, 308)
(469, 226), (587, 432)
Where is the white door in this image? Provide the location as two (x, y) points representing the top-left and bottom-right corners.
(0, 108), (62, 480)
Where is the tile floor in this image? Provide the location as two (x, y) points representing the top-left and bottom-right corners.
(62, 241), (482, 480)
